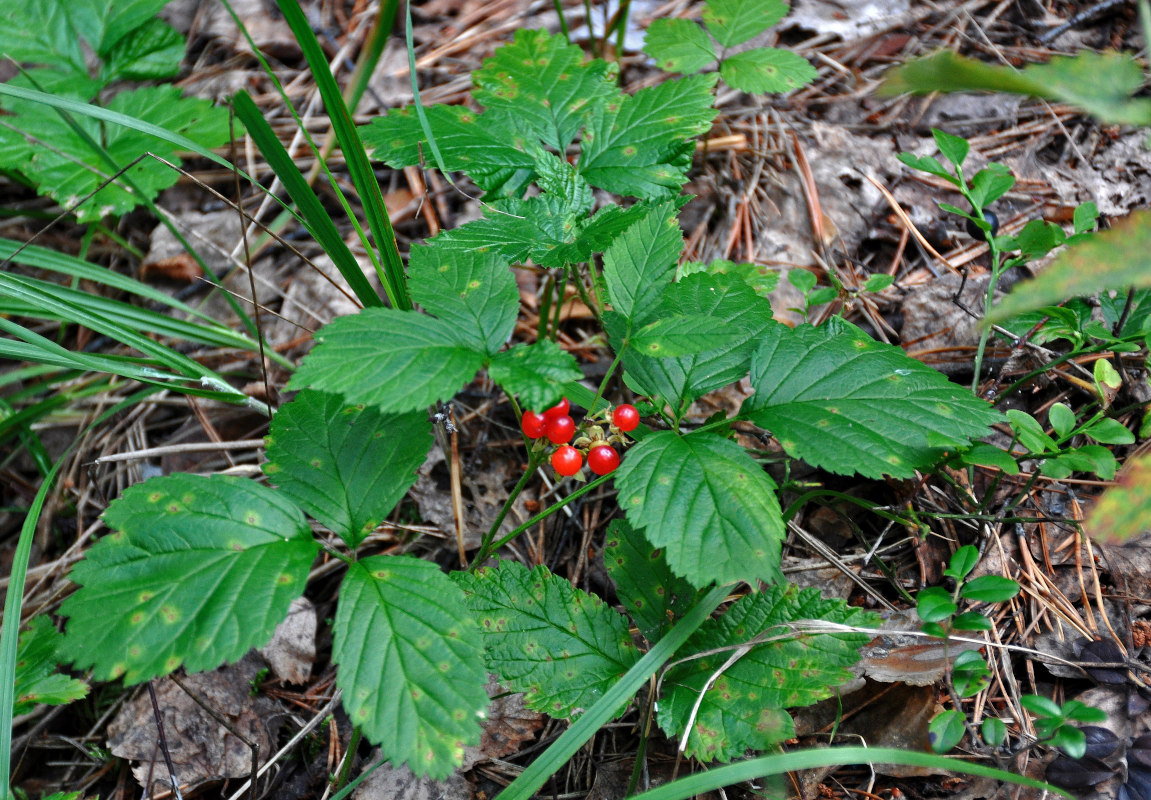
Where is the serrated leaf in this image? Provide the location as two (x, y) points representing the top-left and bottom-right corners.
(67, 0), (173, 57)
(0, 85), (229, 222)
(579, 73), (718, 199)
(262, 391), (432, 549)
(678, 259), (780, 298)
(473, 28), (618, 152)
(615, 430), (784, 588)
(602, 201), (682, 325)
(1085, 453), (1151, 543)
(363, 106), (537, 196)
(720, 48), (816, 94)
(703, 0), (789, 47)
(288, 309), (485, 413)
(334, 556), (487, 779)
(630, 314), (744, 357)
(99, 17), (184, 83)
(741, 323), (1001, 479)
(0, 2), (85, 77)
(408, 245), (518, 353)
(60, 474), (318, 684)
(455, 561), (641, 719)
(881, 50), (1151, 127)
(644, 18), (716, 74)
(618, 271), (776, 412)
(532, 146), (593, 218)
(603, 519), (699, 643)
(488, 340), (583, 411)
(14, 616), (88, 716)
(549, 201), (655, 265)
(658, 584), (874, 761)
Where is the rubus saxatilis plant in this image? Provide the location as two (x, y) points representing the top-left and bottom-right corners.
(59, 21), (1004, 780)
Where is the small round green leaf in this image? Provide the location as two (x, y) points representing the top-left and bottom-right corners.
(916, 587), (957, 623)
(982, 716), (1008, 746)
(928, 710), (966, 753)
(946, 545), (979, 581)
(960, 575), (1020, 603)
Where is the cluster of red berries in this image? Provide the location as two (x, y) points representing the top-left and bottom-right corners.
(520, 397), (640, 477)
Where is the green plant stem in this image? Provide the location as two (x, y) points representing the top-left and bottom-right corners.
(782, 489), (912, 526)
(589, 347), (625, 417)
(486, 472), (614, 555)
(550, 268), (569, 340)
(552, 0), (571, 41)
(333, 726), (362, 792)
(571, 263), (602, 321)
(615, 0), (631, 57)
(470, 447), (550, 568)
(970, 220), (1004, 392)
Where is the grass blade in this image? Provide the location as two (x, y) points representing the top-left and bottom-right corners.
(232, 91), (382, 308)
(274, 0), (411, 310)
(626, 747), (1071, 800)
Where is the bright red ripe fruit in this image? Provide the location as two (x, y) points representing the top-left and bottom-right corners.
(542, 397), (570, 422)
(551, 445), (582, 476)
(612, 404), (640, 432)
(587, 444), (620, 475)
(545, 414), (575, 444)
(521, 411), (547, 439)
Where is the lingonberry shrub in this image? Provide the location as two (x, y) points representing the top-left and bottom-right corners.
(59, 14), (1004, 782)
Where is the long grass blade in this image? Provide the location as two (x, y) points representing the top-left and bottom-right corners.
(626, 747), (1071, 800)
(274, 0), (411, 310)
(232, 91), (383, 308)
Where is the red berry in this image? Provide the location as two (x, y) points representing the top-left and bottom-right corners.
(587, 444), (620, 475)
(551, 445), (582, 476)
(612, 404), (640, 432)
(545, 414), (575, 444)
(542, 397), (570, 422)
(521, 411), (547, 439)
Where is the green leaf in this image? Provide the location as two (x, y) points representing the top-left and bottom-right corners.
(788, 269), (817, 294)
(473, 28), (618, 152)
(60, 474), (318, 684)
(952, 650), (991, 697)
(363, 106), (537, 196)
(982, 716), (1007, 746)
(1046, 725), (1086, 758)
(14, 616), (88, 716)
(702, 0), (789, 47)
(968, 164), (1015, 209)
(678, 259), (780, 298)
(658, 584), (874, 761)
(488, 340), (583, 412)
(719, 48), (816, 94)
(288, 309), (485, 413)
(262, 391), (432, 549)
(1020, 694), (1063, 718)
(602, 519), (699, 643)
(334, 556), (487, 779)
(961, 575), (1020, 603)
(602, 201), (683, 325)
(1062, 700), (1107, 724)
(0, 85), (229, 223)
(1073, 201), (1099, 235)
(644, 19), (716, 74)
(959, 443), (1019, 475)
(1081, 417), (1135, 445)
(951, 611), (993, 631)
(1006, 409), (1057, 454)
(579, 74), (718, 199)
(896, 152), (957, 183)
(864, 274), (894, 292)
(408, 246), (517, 354)
(614, 431), (785, 588)
(630, 315), (745, 357)
(66, 0), (173, 58)
(619, 271), (776, 412)
(945, 545), (979, 581)
(932, 128), (969, 168)
(1085, 452), (1151, 543)
(929, 710), (966, 753)
(742, 323), (1001, 479)
(1048, 403), (1077, 439)
(0, 2), (86, 76)
(916, 587), (957, 623)
(882, 50), (1151, 127)
(99, 17), (184, 83)
(454, 561), (641, 719)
